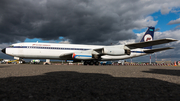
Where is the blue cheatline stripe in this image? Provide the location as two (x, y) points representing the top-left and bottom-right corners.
(13, 46), (27, 48)
(74, 55), (92, 58)
(8, 46), (146, 53)
(8, 46), (90, 51)
(131, 51), (145, 53)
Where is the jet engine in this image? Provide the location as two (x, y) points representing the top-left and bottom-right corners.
(102, 47), (131, 56)
(72, 53), (94, 60)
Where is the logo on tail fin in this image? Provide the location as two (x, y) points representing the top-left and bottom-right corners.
(144, 34), (152, 42)
(140, 27), (155, 49)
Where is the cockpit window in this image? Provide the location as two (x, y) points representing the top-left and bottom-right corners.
(9, 45), (14, 47)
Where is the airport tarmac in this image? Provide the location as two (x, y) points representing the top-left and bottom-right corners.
(0, 64), (180, 101)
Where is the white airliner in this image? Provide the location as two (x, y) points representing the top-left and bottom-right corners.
(1, 27), (177, 65)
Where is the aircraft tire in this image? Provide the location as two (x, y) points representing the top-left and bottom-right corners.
(94, 61), (99, 66)
(84, 61), (88, 65)
(89, 61), (94, 65)
(45, 63), (49, 65)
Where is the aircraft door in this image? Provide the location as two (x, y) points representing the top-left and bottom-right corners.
(18, 43), (24, 56)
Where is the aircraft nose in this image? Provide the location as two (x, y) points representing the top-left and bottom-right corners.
(1, 48), (6, 54)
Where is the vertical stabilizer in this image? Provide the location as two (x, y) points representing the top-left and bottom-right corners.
(140, 27), (155, 49)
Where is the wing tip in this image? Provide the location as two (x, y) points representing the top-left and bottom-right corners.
(165, 38), (178, 41)
(168, 47), (174, 49)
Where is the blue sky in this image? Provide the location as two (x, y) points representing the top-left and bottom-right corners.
(134, 10), (180, 33)
(152, 11), (180, 31)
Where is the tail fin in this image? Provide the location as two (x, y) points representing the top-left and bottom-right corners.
(140, 27), (155, 49)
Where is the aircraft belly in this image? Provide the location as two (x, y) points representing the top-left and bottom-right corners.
(101, 53), (145, 60)
(22, 49), (75, 59)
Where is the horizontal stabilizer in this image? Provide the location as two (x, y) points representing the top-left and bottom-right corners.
(143, 47), (174, 53)
(126, 38), (177, 49)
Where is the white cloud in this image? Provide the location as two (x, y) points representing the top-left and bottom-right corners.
(174, 25), (180, 30)
(159, 1), (180, 14)
(118, 39), (135, 45)
(39, 0), (47, 5)
(1, 0), (180, 44)
(154, 29), (180, 40)
(161, 5), (172, 14)
(133, 16), (158, 29)
(171, 9), (180, 13)
(167, 18), (180, 25)
(59, 40), (71, 44)
(31, 20), (49, 28)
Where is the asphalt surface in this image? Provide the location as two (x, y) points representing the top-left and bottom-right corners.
(0, 64), (180, 101)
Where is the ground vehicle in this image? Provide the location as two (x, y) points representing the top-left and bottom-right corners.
(100, 61), (112, 65)
(118, 60), (125, 65)
(8, 60), (19, 64)
(30, 59), (40, 64)
(1, 59), (10, 64)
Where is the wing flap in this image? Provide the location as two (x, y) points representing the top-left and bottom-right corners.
(126, 38), (177, 49)
(144, 47), (174, 53)
(93, 48), (103, 53)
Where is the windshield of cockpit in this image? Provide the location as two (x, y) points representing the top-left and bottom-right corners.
(8, 45), (14, 48)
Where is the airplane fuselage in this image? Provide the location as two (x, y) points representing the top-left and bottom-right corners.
(5, 42), (147, 61)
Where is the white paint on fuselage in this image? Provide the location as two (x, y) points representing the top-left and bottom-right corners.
(6, 43), (103, 59)
(5, 42), (149, 60)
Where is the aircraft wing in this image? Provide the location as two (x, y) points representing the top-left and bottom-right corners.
(125, 38), (177, 49)
(143, 47), (174, 53)
(93, 48), (104, 53)
(59, 53), (73, 59)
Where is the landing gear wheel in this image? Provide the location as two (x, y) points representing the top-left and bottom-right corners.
(89, 61), (94, 65)
(45, 63), (49, 65)
(95, 61), (99, 66)
(84, 61), (88, 65)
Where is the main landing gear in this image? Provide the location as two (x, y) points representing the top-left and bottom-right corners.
(83, 60), (99, 66)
